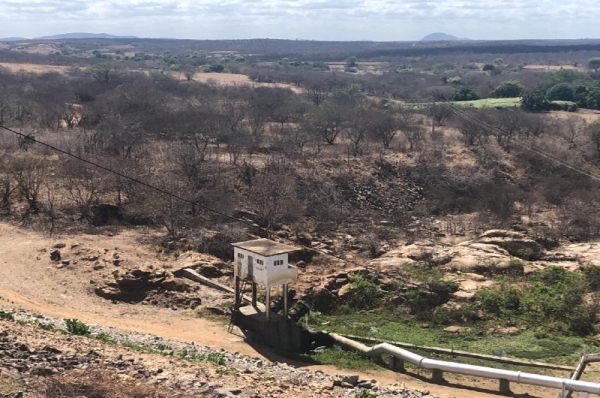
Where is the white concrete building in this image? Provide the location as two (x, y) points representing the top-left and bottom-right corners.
(232, 238), (299, 321)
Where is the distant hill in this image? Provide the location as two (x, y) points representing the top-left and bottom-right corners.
(35, 33), (138, 40)
(421, 33), (459, 42)
(1, 37), (26, 42)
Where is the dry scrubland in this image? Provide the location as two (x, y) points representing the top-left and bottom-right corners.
(1, 38), (600, 397)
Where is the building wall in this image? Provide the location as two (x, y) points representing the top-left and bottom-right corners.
(234, 248), (267, 285)
(234, 249), (297, 287)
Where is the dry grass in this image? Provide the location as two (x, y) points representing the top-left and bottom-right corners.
(523, 64), (585, 72)
(0, 62), (74, 74)
(552, 109), (600, 123)
(0, 375), (25, 396)
(188, 72), (303, 92)
(35, 370), (192, 398)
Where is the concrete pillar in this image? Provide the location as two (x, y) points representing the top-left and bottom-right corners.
(234, 276), (240, 309)
(266, 286), (271, 322)
(499, 379), (511, 394)
(283, 284), (289, 318)
(387, 355), (405, 373)
(251, 282), (257, 308)
(431, 369), (444, 384)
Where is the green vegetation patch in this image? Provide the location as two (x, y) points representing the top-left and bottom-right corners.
(451, 97), (521, 109)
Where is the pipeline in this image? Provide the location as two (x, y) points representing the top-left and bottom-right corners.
(329, 333), (600, 394)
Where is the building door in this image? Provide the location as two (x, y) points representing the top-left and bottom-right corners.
(247, 256), (254, 279)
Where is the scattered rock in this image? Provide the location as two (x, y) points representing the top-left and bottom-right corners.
(49, 249), (61, 262)
(443, 326), (472, 334)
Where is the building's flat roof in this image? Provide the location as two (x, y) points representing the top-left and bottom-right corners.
(232, 238), (299, 257)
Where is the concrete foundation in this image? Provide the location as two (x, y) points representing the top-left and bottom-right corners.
(499, 378), (511, 394)
(232, 306), (306, 352)
(431, 369), (445, 383)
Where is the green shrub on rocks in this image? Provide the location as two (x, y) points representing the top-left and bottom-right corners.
(65, 319), (90, 336)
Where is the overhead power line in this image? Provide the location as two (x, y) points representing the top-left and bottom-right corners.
(0, 123), (424, 288)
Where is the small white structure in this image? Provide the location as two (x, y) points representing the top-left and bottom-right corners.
(232, 238), (299, 321)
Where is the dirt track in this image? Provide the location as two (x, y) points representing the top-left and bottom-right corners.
(0, 222), (563, 397)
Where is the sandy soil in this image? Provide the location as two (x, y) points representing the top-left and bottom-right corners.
(0, 222), (566, 397)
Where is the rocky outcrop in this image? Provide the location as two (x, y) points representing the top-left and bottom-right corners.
(95, 268), (200, 309)
(367, 241), (514, 275)
(476, 229), (543, 260)
(176, 252), (232, 279)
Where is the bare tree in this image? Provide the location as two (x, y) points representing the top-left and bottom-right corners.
(304, 101), (347, 145)
(7, 155), (49, 213)
(62, 159), (103, 221)
(457, 115), (487, 146)
(587, 121), (600, 159)
(369, 108), (400, 149)
(402, 125), (425, 151)
(558, 115), (587, 146)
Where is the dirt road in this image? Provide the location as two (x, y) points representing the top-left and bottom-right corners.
(0, 222), (564, 397)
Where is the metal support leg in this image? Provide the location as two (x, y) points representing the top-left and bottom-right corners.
(499, 379), (511, 395)
(266, 286), (271, 322)
(234, 276), (240, 309)
(283, 284), (289, 318)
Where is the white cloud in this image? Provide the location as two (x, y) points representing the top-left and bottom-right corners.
(0, 0), (598, 40)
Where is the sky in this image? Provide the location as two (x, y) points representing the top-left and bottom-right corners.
(0, 0), (599, 41)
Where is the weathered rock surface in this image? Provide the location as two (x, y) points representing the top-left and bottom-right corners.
(476, 229), (543, 260)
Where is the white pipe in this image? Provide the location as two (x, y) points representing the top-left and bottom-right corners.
(329, 333), (600, 394)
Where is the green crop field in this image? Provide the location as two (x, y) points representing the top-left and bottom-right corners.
(451, 98), (522, 109)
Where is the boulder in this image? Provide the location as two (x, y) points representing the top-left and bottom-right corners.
(49, 249), (61, 262)
(477, 229), (543, 260)
(196, 264), (223, 278)
(161, 278), (191, 292)
(443, 326), (472, 334)
(117, 276), (149, 291)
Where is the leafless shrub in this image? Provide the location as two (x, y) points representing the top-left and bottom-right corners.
(36, 369), (182, 398)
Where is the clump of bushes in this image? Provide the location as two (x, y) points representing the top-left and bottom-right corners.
(476, 266), (596, 336)
(341, 273), (383, 312)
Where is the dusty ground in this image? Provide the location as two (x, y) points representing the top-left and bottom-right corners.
(0, 62), (75, 74)
(523, 64), (586, 72)
(0, 222), (572, 397)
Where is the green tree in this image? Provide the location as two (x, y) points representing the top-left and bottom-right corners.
(491, 81), (524, 98)
(551, 69), (587, 85)
(546, 83), (574, 101)
(451, 86), (479, 101)
(346, 56), (358, 67)
(587, 88), (600, 110)
(588, 57), (600, 73)
(521, 89), (551, 112)
(574, 85), (590, 107)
